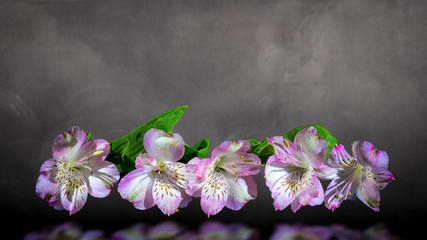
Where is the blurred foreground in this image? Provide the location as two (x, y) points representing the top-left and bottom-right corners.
(24, 220), (403, 240)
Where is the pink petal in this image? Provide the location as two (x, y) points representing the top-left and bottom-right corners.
(352, 141), (389, 169)
(82, 160), (120, 198)
(135, 153), (156, 172)
(178, 189), (193, 208)
(153, 175), (183, 215)
(271, 168), (323, 212)
(90, 139), (110, 164)
(225, 175), (257, 211)
(143, 128), (185, 162)
(293, 127), (328, 167)
(211, 140), (260, 177)
(316, 164), (338, 180)
(371, 167), (394, 190)
(188, 157), (216, 180)
(117, 169), (155, 210)
(200, 171), (229, 216)
(328, 144), (358, 169)
(220, 152), (261, 177)
(39, 157), (69, 183)
(35, 174), (64, 210)
(268, 136), (307, 167)
(212, 140), (251, 159)
(356, 179), (381, 212)
(185, 158), (206, 197)
(60, 171), (88, 215)
(72, 141), (98, 164)
(292, 173), (324, 213)
(185, 157), (218, 197)
(52, 126), (88, 157)
(269, 136), (297, 160)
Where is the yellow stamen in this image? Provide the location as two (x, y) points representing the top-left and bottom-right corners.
(283, 139), (290, 148)
(93, 150), (104, 156)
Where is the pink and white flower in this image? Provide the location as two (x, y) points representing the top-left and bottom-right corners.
(117, 128), (191, 216)
(186, 140), (261, 217)
(264, 127), (337, 212)
(325, 141), (394, 211)
(36, 126), (120, 215)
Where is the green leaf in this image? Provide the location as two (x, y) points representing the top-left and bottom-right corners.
(86, 132), (92, 142)
(183, 144), (198, 162)
(182, 138), (210, 162)
(247, 139), (261, 149)
(283, 124), (338, 160)
(247, 139), (275, 164)
(193, 138), (210, 158)
(106, 106), (188, 174)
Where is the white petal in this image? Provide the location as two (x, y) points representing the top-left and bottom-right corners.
(60, 171), (88, 215)
(117, 169), (155, 210)
(153, 174), (183, 215)
(83, 160), (120, 198)
(164, 162), (187, 188)
(224, 174), (257, 211)
(200, 170), (229, 216)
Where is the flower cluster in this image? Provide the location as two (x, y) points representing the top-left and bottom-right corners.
(24, 221), (402, 240)
(36, 115), (394, 215)
(118, 128), (261, 216)
(265, 127), (394, 212)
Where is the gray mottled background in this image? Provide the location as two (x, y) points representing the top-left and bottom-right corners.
(1, 0), (426, 238)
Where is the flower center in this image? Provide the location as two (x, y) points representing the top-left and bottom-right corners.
(151, 162), (166, 175)
(278, 167), (316, 200)
(66, 156), (93, 174)
(362, 166), (374, 181)
(206, 158), (221, 177)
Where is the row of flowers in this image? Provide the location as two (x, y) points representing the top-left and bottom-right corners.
(25, 221), (402, 240)
(36, 107), (394, 216)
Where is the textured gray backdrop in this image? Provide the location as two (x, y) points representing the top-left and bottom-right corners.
(1, 0), (426, 238)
